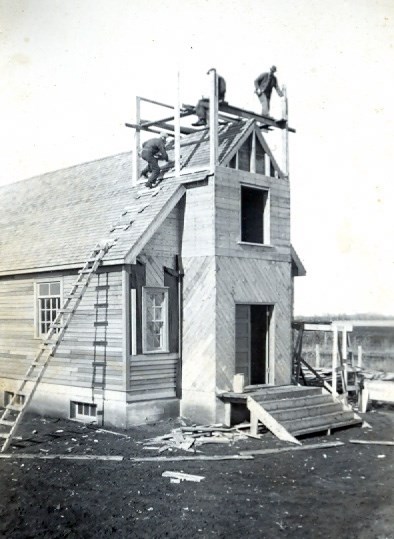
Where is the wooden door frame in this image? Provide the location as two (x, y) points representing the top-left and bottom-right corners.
(235, 302), (275, 385)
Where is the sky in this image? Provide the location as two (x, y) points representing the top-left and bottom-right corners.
(1, 0), (393, 316)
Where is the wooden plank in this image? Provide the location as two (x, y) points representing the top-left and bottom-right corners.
(130, 454), (253, 462)
(219, 102), (296, 132)
(240, 441), (344, 456)
(247, 397), (301, 445)
(162, 471), (204, 482)
(349, 440), (394, 446)
(0, 454), (124, 461)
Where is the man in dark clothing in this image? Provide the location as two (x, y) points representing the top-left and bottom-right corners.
(192, 74), (226, 127)
(140, 132), (169, 187)
(254, 65), (283, 116)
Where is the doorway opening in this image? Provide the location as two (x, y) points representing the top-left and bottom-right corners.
(235, 304), (273, 386)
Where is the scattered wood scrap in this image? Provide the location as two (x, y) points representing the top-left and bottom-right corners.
(162, 471), (205, 483)
(130, 454), (253, 462)
(140, 424), (250, 454)
(349, 440), (394, 446)
(240, 441), (344, 456)
(95, 428), (130, 438)
(0, 454), (124, 461)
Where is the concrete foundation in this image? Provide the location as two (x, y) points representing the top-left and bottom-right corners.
(0, 379), (179, 429)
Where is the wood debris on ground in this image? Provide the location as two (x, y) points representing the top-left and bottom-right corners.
(349, 439), (394, 446)
(138, 423), (252, 454)
(162, 471), (205, 483)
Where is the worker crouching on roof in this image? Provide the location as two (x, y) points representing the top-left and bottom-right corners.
(140, 132), (169, 188)
(192, 73), (227, 127)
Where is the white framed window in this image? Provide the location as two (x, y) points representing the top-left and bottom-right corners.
(34, 280), (62, 337)
(142, 287), (169, 353)
(240, 185), (270, 245)
(70, 401), (97, 422)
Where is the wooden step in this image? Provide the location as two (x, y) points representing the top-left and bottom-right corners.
(247, 397), (300, 444)
(269, 402), (343, 422)
(253, 386), (322, 403)
(261, 394), (334, 412)
(290, 417), (363, 437)
(282, 410), (357, 434)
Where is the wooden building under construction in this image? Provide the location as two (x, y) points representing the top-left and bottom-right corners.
(0, 73), (307, 430)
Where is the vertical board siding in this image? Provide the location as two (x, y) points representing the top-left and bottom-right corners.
(0, 270), (124, 391)
(215, 256), (292, 389)
(182, 256), (217, 394)
(181, 180), (215, 257)
(213, 166), (293, 389)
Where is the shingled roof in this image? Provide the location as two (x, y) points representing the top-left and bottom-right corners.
(0, 119), (253, 276)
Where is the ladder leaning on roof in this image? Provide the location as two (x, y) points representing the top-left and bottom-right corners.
(0, 205), (139, 453)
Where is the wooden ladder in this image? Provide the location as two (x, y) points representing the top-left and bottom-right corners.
(0, 204), (141, 452)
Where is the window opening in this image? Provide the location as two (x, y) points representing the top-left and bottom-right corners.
(228, 134), (273, 177)
(238, 135), (252, 172)
(241, 186), (269, 244)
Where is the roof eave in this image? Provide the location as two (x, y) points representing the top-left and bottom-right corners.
(123, 183), (187, 264)
(291, 244), (306, 277)
(0, 259), (126, 278)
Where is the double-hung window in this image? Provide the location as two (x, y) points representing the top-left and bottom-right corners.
(142, 287), (169, 353)
(35, 281), (61, 337)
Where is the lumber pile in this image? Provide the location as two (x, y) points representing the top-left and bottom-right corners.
(139, 423), (253, 454)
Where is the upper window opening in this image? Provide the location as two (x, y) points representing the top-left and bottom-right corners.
(228, 133), (274, 177)
(241, 186), (269, 244)
(238, 136), (252, 172)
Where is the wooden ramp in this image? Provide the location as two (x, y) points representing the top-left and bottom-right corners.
(241, 386), (362, 440)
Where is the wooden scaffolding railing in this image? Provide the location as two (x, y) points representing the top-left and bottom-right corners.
(125, 69), (295, 186)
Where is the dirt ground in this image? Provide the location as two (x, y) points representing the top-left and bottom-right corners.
(0, 405), (393, 539)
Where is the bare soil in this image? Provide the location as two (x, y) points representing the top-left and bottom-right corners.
(0, 406), (393, 539)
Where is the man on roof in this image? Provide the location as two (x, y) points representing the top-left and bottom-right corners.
(254, 65), (283, 117)
(192, 71), (226, 127)
(140, 132), (169, 188)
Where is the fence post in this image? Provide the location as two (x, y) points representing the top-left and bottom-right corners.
(357, 345), (363, 368)
(315, 344), (320, 369)
(342, 329), (348, 392)
(332, 326), (338, 396)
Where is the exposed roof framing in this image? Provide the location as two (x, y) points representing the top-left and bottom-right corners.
(219, 103), (296, 133)
(220, 120), (286, 179)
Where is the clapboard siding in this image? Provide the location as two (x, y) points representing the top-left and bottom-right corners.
(0, 269), (124, 390)
(128, 354), (178, 398)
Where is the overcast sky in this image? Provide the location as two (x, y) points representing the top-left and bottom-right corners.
(1, 0), (393, 316)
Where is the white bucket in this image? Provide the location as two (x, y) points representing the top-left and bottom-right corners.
(233, 373), (245, 393)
